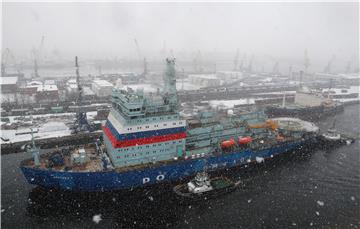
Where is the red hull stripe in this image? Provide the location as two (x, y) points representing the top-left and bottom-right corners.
(103, 126), (186, 148)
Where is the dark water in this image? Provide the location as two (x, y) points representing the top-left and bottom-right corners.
(2, 105), (359, 229)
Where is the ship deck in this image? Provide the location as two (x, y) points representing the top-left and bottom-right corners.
(21, 144), (104, 172)
(20, 132), (311, 173)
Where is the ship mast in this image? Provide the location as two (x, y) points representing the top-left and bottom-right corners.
(163, 58), (178, 111)
(28, 128), (40, 166)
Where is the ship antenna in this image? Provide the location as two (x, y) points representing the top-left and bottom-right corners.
(30, 128), (36, 148)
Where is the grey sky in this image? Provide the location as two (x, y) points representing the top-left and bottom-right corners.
(2, 2), (359, 63)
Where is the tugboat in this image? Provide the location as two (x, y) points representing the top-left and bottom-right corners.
(318, 118), (355, 148)
(173, 172), (240, 200)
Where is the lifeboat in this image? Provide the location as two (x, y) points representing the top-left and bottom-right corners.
(238, 136), (252, 145)
(220, 139), (235, 149)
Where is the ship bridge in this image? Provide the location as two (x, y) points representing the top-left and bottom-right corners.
(103, 58), (186, 168)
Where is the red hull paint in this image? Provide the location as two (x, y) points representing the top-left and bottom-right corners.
(103, 126), (186, 148)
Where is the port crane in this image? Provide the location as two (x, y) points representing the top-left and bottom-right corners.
(71, 56), (95, 133)
(1, 48), (21, 76)
(31, 36), (45, 78)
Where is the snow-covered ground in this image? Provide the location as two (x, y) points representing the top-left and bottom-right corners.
(1, 121), (71, 144)
(254, 91), (297, 95)
(176, 80), (203, 91)
(322, 86), (359, 95)
(1, 111), (100, 144)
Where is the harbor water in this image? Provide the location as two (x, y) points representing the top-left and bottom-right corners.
(1, 105), (359, 229)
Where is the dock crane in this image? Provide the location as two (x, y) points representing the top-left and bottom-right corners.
(70, 56), (94, 133)
(134, 38), (148, 77)
(273, 62), (279, 75)
(31, 36), (45, 78)
(233, 48), (239, 71)
(1, 49), (10, 76)
(303, 49), (310, 74)
(1, 48), (21, 76)
(134, 38), (142, 61)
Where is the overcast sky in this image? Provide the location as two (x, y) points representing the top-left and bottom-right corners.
(2, 2), (359, 63)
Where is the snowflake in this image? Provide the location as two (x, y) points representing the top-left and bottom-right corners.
(316, 200), (324, 206)
(92, 214), (102, 224)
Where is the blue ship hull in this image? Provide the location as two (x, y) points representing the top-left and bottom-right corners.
(21, 140), (307, 192)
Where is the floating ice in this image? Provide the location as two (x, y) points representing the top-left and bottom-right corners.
(92, 214), (102, 224)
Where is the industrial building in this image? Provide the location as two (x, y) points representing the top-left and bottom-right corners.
(0, 77), (18, 93)
(91, 79), (113, 97)
(188, 74), (221, 88)
(36, 84), (59, 103)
